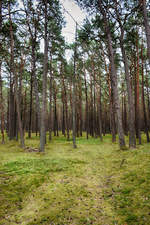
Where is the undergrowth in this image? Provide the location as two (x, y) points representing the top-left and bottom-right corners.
(0, 133), (150, 224)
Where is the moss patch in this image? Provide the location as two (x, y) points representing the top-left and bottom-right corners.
(0, 133), (150, 224)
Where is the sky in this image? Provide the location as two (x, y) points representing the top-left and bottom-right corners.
(60, 0), (86, 43)
(18, 0), (85, 57)
(18, 0), (85, 44)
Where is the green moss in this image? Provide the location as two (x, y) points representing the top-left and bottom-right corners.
(0, 133), (150, 224)
(125, 213), (138, 223)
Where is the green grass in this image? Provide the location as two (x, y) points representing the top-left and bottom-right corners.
(0, 133), (150, 224)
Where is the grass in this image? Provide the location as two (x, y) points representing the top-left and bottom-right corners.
(0, 133), (150, 224)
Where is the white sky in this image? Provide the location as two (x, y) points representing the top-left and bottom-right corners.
(19, 0), (85, 44)
(60, 0), (86, 43)
(19, 0), (85, 58)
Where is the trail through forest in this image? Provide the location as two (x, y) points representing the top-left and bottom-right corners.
(0, 134), (150, 225)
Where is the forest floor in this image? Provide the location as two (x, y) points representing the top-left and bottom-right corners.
(0, 134), (150, 225)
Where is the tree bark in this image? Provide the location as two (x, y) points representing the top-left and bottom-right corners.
(23, 0), (41, 137)
(120, 32), (136, 148)
(141, 42), (149, 142)
(103, 52), (116, 141)
(140, 0), (150, 64)
(135, 37), (141, 144)
(39, 0), (48, 152)
(98, 2), (126, 149)
(62, 69), (70, 140)
(98, 78), (103, 141)
(84, 67), (89, 139)
(53, 81), (58, 137)
(9, 2), (25, 148)
(28, 45), (34, 138)
(89, 72), (94, 137)
(145, 66), (150, 128)
(79, 78), (83, 137)
(0, 4), (4, 144)
(0, 62), (5, 144)
(49, 75), (52, 140)
(72, 23), (77, 148)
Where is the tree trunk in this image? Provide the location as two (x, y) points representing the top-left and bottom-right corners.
(39, 0), (48, 152)
(23, 88), (27, 133)
(91, 57), (97, 137)
(28, 45), (35, 138)
(9, 3), (25, 148)
(110, 82), (117, 143)
(120, 31), (136, 148)
(72, 23), (77, 148)
(23, 0), (41, 134)
(53, 81), (58, 137)
(103, 48), (116, 142)
(84, 69), (89, 139)
(62, 101), (66, 136)
(62, 71), (70, 140)
(0, 62), (5, 144)
(145, 66), (150, 128)
(79, 78), (82, 137)
(135, 37), (141, 144)
(98, 78), (103, 141)
(123, 94), (128, 136)
(99, 5), (126, 148)
(49, 56), (53, 141)
(140, 0), (150, 64)
(0, 2), (4, 143)
(141, 42), (149, 142)
(89, 72), (94, 137)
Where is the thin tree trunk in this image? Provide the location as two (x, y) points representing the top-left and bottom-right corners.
(0, 62), (5, 144)
(141, 42), (149, 142)
(28, 46), (34, 138)
(9, 3), (25, 148)
(145, 66), (150, 128)
(33, 53), (41, 135)
(110, 83), (117, 142)
(72, 23), (77, 148)
(14, 73), (25, 147)
(62, 102), (66, 136)
(23, 88), (27, 133)
(103, 50), (116, 142)
(53, 82), (58, 137)
(84, 69), (89, 139)
(89, 73), (94, 137)
(91, 57), (96, 137)
(39, 0), (48, 152)
(62, 72), (70, 140)
(23, 0), (41, 134)
(140, 0), (150, 64)
(69, 80), (72, 130)
(120, 31), (136, 148)
(49, 90), (52, 139)
(49, 56), (53, 141)
(7, 93), (9, 135)
(0, 2), (4, 143)
(79, 79), (82, 137)
(135, 37), (141, 144)
(98, 78), (103, 141)
(123, 94), (128, 136)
